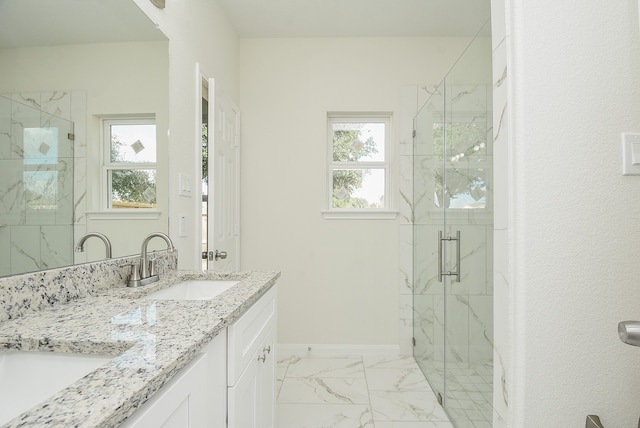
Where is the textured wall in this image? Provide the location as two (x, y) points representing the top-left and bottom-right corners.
(505, 0), (640, 426)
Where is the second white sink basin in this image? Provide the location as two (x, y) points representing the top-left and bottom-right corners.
(144, 280), (239, 301)
(0, 350), (112, 426)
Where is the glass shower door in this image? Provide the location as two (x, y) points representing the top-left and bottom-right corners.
(413, 84), (446, 404)
(442, 28), (493, 426)
(413, 19), (493, 427)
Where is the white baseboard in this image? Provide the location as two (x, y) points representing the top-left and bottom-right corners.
(277, 343), (402, 359)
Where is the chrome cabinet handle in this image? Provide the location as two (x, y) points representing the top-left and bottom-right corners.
(438, 230), (461, 282)
(263, 346), (271, 355)
(258, 353), (266, 363)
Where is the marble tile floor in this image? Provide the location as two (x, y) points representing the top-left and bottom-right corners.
(414, 359), (493, 428)
(276, 354), (455, 428)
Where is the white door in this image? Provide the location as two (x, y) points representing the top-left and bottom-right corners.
(207, 80), (240, 271)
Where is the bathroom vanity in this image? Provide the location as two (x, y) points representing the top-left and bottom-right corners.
(0, 257), (279, 428)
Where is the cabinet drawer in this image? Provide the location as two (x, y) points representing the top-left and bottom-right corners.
(228, 286), (277, 385)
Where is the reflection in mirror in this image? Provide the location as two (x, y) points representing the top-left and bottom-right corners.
(0, 0), (169, 277)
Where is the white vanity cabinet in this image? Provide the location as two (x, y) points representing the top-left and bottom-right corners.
(227, 286), (277, 428)
(121, 331), (227, 428)
(120, 286), (276, 428)
(119, 353), (209, 428)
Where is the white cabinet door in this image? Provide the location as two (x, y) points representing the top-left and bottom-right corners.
(120, 353), (208, 428)
(228, 349), (259, 428)
(257, 326), (276, 428)
(228, 286), (277, 428)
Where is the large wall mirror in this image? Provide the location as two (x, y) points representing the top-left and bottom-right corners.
(0, 0), (170, 277)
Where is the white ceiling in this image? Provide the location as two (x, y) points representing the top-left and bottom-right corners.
(0, 0), (491, 49)
(0, 0), (166, 49)
(217, 0), (491, 38)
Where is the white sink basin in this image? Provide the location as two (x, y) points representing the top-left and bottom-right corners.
(143, 280), (239, 300)
(0, 350), (112, 426)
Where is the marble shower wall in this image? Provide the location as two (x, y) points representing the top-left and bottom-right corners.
(398, 83), (493, 365)
(0, 92), (87, 276)
(490, 0), (509, 425)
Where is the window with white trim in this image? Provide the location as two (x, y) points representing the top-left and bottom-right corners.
(102, 117), (157, 209)
(326, 113), (392, 215)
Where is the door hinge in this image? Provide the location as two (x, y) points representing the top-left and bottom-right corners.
(412, 337), (416, 347)
(412, 129), (416, 138)
(437, 392), (443, 406)
(67, 133), (75, 141)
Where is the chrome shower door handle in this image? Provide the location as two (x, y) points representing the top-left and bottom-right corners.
(438, 230), (461, 283)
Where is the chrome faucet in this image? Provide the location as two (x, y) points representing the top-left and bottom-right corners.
(75, 232), (112, 259)
(127, 232), (175, 287)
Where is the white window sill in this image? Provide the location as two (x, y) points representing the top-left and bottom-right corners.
(86, 210), (162, 220)
(321, 210), (398, 220)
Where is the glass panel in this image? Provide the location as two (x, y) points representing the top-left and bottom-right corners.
(443, 19), (493, 427)
(109, 169), (156, 208)
(0, 95), (74, 275)
(332, 122), (385, 162)
(413, 82), (446, 404)
(332, 168), (385, 208)
(110, 123), (156, 163)
(414, 18), (493, 427)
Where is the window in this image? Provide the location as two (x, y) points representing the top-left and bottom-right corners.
(325, 113), (395, 218)
(102, 117), (157, 209)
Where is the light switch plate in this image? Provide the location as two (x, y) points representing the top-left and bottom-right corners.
(178, 173), (192, 196)
(622, 133), (640, 175)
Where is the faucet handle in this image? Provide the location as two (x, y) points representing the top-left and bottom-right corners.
(149, 259), (158, 277)
(127, 263), (142, 287)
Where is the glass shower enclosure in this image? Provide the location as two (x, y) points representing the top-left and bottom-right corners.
(413, 22), (494, 427)
(0, 95), (75, 276)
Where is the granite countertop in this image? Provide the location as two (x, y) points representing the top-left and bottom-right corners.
(0, 270), (280, 428)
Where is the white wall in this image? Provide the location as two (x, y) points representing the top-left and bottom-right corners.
(503, 0), (640, 426)
(239, 37), (472, 346)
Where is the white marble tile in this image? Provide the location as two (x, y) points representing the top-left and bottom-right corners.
(286, 357), (365, 378)
(375, 422), (453, 428)
(448, 85), (488, 116)
(41, 91), (71, 121)
(363, 355), (420, 370)
(468, 296), (493, 362)
(399, 155), (414, 224)
(369, 390), (450, 422)
(0, 160), (25, 225)
(417, 85), (443, 118)
(278, 377), (369, 404)
(413, 294), (435, 361)
(0, 96), (10, 160)
(366, 368), (431, 392)
(491, 0), (507, 51)
(40, 225), (73, 270)
(446, 224), (488, 295)
(0, 226), (10, 276)
(277, 403), (374, 428)
(398, 294), (413, 356)
(10, 225), (41, 273)
(412, 224), (439, 295)
(398, 224), (413, 295)
(442, 295), (470, 364)
(12, 92), (41, 110)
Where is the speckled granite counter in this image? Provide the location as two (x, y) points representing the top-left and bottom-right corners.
(0, 270), (280, 427)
